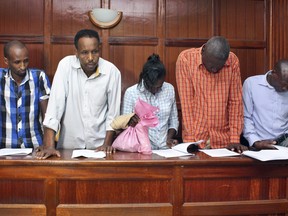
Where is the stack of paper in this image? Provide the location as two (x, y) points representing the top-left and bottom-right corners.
(242, 145), (288, 161)
(200, 148), (240, 157)
(153, 140), (204, 158)
(0, 148), (33, 156)
(72, 150), (106, 159)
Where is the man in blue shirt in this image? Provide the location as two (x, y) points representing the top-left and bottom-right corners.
(243, 59), (288, 149)
(0, 40), (51, 148)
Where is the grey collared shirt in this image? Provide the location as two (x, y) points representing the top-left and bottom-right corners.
(44, 55), (121, 149)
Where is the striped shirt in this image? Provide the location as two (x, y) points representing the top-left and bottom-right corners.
(176, 47), (243, 148)
(0, 68), (51, 148)
(122, 82), (179, 150)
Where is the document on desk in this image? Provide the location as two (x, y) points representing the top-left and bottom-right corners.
(242, 145), (288, 161)
(0, 148), (33, 156)
(153, 149), (194, 158)
(199, 148), (240, 157)
(152, 140), (204, 158)
(71, 150), (106, 158)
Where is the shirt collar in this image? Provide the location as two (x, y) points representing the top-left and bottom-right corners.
(72, 56), (105, 77)
(5, 69), (31, 85)
(138, 81), (148, 93)
(259, 70), (274, 89)
(138, 80), (163, 95)
(196, 46), (203, 67)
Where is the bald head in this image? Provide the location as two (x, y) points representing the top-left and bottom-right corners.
(3, 40), (29, 82)
(201, 36), (230, 73)
(274, 59), (288, 81)
(268, 59), (288, 92)
(4, 40), (27, 59)
(205, 36), (230, 60)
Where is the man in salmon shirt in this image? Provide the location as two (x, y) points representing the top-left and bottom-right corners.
(176, 36), (247, 153)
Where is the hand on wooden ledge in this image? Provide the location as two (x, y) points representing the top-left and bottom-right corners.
(34, 145), (61, 159)
(95, 144), (116, 154)
(226, 143), (248, 153)
(252, 140), (277, 150)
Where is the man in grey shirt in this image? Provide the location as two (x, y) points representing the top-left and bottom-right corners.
(36, 29), (121, 159)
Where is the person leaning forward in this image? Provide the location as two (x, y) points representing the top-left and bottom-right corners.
(35, 29), (121, 159)
(176, 36), (247, 153)
(0, 40), (51, 149)
(121, 53), (179, 150)
(243, 59), (288, 150)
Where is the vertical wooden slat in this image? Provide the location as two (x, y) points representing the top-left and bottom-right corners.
(157, 0), (165, 60)
(212, 0), (220, 35)
(172, 166), (184, 216)
(45, 178), (58, 216)
(101, 0), (109, 59)
(271, 0), (288, 67)
(44, 0), (52, 81)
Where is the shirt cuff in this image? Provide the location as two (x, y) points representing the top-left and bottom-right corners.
(168, 126), (178, 133)
(40, 95), (49, 100)
(106, 123), (115, 131)
(43, 115), (60, 132)
(246, 135), (260, 147)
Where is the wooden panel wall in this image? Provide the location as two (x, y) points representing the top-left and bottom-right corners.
(0, 0), (287, 125)
(270, 0), (288, 67)
(0, 0), (44, 74)
(0, 0), (273, 83)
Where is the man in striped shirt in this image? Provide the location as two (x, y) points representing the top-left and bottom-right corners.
(176, 36), (246, 152)
(0, 41), (51, 148)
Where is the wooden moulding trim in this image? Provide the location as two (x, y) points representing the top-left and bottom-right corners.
(0, 204), (46, 216)
(182, 199), (288, 215)
(166, 38), (266, 49)
(108, 37), (158, 46)
(165, 38), (207, 47)
(57, 203), (173, 216)
(0, 35), (43, 44)
(50, 36), (74, 44)
(50, 36), (158, 46)
(0, 35), (265, 50)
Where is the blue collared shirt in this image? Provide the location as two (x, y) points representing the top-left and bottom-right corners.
(243, 71), (288, 146)
(0, 68), (51, 148)
(122, 82), (179, 150)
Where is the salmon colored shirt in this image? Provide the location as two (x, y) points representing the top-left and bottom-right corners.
(176, 47), (243, 148)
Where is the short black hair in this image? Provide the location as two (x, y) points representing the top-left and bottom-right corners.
(74, 29), (100, 49)
(4, 40), (26, 58)
(138, 53), (166, 90)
